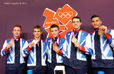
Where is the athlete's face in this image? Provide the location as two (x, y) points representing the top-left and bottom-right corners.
(12, 27), (22, 38)
(33, 28), (42, 38)
(72, 18), (82, 30)
(50, 27), (59, 38)
(91, 17), (102, 29)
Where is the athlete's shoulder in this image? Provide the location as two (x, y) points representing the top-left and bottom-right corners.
(6, 38), (12, 40)
(46, 37), (52, 42)
(20, 38), (26, 41)
(80, 29), (89, 33)
(59, 35), (65, 40)
(27, 39), (34, 41)
(66, 31), (72, 36)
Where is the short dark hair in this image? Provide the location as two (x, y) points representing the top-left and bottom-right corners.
(12, 24), (22, 31)
(91, 15), (101, 20)
(50, 24), (59, 30)
(33, 25), (42, 32)
(72, 16), (81, 22)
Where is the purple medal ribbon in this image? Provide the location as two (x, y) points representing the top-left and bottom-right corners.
(12, 37), (20, 40)
(73, 32), (78, 38)
(33, 38), (41, 46)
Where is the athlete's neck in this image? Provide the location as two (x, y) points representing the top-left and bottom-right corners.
(13, 36), (20, 40)
(34, 37), (41, 40)
(73, 27), (80, 31)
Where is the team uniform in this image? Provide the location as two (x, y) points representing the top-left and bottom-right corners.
(23, 39), (47, 74)
(90, 29), (114, 74)
(46, 35), (66, 74)
(1, 38), (27, 74)
(63, 29), (93, 74)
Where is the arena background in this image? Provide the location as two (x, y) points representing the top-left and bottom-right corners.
(0, 0), (114, 74)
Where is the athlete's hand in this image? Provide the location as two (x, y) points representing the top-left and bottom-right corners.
(74, 41), (81, 49)
(98, 25), (108, 35)
(53, 43), (59, 53)
(72, 37), (77, 43)
(6, 40), (14, 49)
(28, 42), (35, 48)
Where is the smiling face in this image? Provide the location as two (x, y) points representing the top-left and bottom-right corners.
(33, 28), (42, 39)
(72, 18), (82, 30)
(50, 27), (59, 38)
(12, 27), (22, 38)
(91, 17), (102, 29)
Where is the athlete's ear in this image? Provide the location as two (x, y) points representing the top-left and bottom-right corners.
(20, 30), (22, 34)
(80, 22), (82, 26)
(100, 21), (102, 25)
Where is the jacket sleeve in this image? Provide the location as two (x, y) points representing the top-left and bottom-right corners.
(79, 34), (93, 55)
(105, 30), (114, 48)
(1, 40), (10, 56)
(58, 40), (68, 57)
(23, 41), (30, 57)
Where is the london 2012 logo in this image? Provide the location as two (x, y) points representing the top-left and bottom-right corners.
(43, 4), (78, 38)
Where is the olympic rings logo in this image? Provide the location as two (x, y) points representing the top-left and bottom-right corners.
(58, 11), (73, 19)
